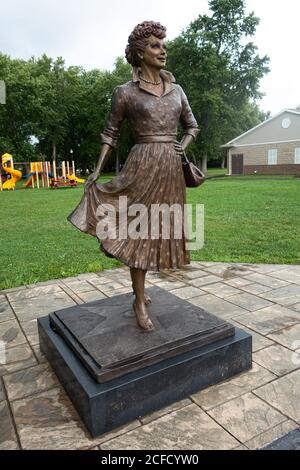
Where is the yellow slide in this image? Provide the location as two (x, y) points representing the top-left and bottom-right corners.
(67, 174), (85, 184)
(1, 153), (22, 190)
(24, 175), (34, 188)
(2, 167), (22, 189)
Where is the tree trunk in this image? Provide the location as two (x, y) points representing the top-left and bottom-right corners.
(52, 142), (56, 161)
(116, 148), (120, 175)
(221, 155), (225, 169)
(201, 155), (207, 173)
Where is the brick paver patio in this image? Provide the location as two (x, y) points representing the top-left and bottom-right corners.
(0, 261), (300, 450)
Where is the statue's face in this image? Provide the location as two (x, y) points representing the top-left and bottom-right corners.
(141, 35), (167, 69)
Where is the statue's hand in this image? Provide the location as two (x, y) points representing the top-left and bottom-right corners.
(85, 171), (100, 190)
(174, 141), (184, 156)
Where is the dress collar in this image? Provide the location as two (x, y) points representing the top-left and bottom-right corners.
(132, 67), (176, 97)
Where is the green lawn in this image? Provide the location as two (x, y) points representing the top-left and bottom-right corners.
(0, 173), (299, 289)
(206, 167), (227, 176)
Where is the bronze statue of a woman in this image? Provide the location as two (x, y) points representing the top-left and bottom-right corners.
(68, 21), (199, 332)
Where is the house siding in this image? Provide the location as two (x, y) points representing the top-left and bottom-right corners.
(244, 164), (300, 175)
(231, 141), (300, 175)
(227, 111), (300, 146)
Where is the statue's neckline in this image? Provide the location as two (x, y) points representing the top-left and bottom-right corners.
(132, 68), (176, 98)
(136, 79), (174, 98)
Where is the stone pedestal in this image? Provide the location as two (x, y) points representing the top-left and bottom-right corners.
(38, 286), (252, 437)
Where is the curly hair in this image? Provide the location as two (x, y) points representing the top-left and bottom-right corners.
(125, 21), (167, 67)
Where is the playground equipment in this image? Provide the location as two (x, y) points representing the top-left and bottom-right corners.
(23, 162), (53, 188)
(67, 174), (85, 184)
(0, 153), (22, 190)
(0, 154), (85, 191)
(49, 160), (86, 189)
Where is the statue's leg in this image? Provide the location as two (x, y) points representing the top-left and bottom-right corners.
(131, 269), (151, 304)
(130, 267), (154, 331)
(142, 270), (151, 304)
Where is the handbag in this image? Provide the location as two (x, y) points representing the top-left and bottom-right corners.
(182, 151), (205, 187)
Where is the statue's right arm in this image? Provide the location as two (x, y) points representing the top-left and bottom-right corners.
(85, 86), (126, 188)
(95, 144), (112, 173)
(85, 144), (112, 187)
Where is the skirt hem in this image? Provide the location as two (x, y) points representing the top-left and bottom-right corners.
(68, 211), (190, 272)
(100, 240), (191, 272)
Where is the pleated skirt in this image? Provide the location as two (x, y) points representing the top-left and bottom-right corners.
(68, 143), (190, 271)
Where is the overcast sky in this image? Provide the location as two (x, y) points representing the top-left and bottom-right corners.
(1, 0), (299, 114)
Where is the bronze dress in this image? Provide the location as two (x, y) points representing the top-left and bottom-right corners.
(68, 69), (199, 271)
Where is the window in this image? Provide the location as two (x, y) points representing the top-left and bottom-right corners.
(268, 149), (277, 165)
(295, 148), (300, 164)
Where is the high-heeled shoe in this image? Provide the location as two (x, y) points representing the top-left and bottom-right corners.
(133, 299), (154, 331)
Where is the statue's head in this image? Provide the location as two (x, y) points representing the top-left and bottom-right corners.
(125, 21), (167, 69)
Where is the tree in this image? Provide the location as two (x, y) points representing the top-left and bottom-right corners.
(0, 53), (131, 172)
(167, 0), (270, 169)
(0, 54), (41, 159)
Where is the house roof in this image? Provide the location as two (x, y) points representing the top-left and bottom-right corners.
(222, 109), (300, 148)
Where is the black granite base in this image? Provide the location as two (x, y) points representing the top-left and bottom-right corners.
(263, 429), (300, 450)
(38, 316), (252, 437)
(48, 286), (235, 383)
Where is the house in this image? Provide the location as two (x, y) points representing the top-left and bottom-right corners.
(222, 109), (300, 175)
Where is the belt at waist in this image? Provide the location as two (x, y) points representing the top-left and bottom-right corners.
(136, 135), (177, 144)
